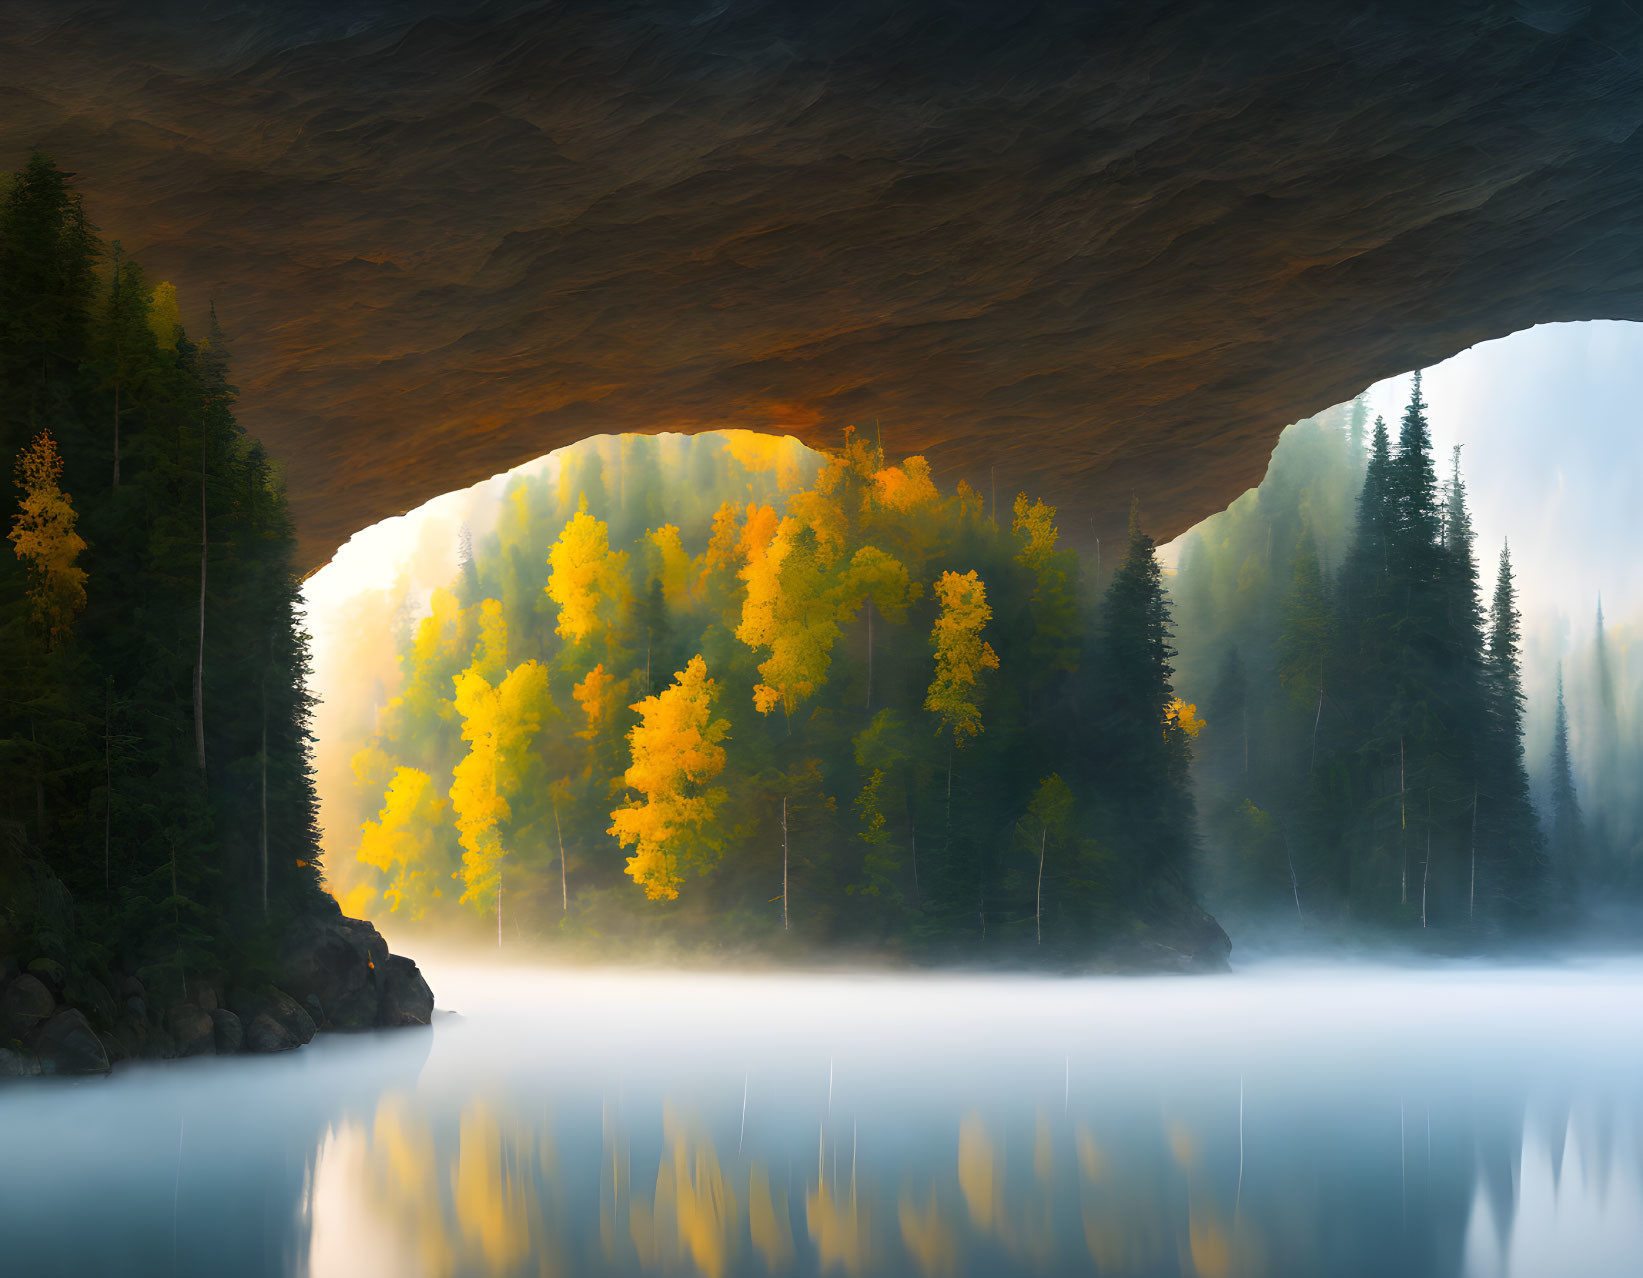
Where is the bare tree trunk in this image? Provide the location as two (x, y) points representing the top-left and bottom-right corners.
(1310, 678), (1324, 778)
(865, 601), (873, 712)
(781, 795), (789, 931)
(905, 794), (920, 909)
(1035, 826), (1046, 946)
(112, 383), (121, 488)
(260, 687), (269, 917)
(1468, 786), (1478, 922)
(554, 794), (568, 913)
(194, 420), (207, 774)
(104, 689), (112, 893)
(1420, 791), (1432, 929)
(111, 254), (122, 488)
(1399, 737), (1407, 906)
(497, 872), (502, 949)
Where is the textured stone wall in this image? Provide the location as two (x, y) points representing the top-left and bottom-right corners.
(3, 0), (1640, 563)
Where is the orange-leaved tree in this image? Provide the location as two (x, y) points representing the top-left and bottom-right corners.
(609, 654), (730, 900)
(9, 428), (87, 647)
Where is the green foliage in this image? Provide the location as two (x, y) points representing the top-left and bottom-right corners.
(0, 154), (327, 986)
(331, 430), (1200, 958)
(1175, 391), (1546, 937)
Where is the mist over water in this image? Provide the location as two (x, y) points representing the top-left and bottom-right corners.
(5, 961), (1642, 1278)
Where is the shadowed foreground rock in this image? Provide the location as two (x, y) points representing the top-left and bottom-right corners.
(0, 906), (433, 1077)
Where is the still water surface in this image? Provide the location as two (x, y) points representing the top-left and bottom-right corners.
(3, 960), (1642, 1277)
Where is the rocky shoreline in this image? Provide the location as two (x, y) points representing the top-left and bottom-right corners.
(0, 900), (432, 1077)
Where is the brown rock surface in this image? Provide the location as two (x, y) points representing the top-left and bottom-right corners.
(1, 3), (1640, 562)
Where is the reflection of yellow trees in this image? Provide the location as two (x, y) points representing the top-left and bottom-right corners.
(749, 1162), (794, 1272)
(807, 1131), (868, 1275)
(957, 1112), (999, 1232)
(452, 1100), (536, 1274)
(897, 1188), (956, 1277)
(630, 1106), (741, 1278)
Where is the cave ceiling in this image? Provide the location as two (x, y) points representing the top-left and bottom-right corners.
(3, 1), (1642, 566)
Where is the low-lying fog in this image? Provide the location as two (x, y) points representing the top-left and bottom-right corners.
(5, 960), (1642, 1278)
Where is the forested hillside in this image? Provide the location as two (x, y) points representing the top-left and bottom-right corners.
(326, 429), (1222, 963)
(1, 155), (426, 1070)
(1172, 385), (1549, 936)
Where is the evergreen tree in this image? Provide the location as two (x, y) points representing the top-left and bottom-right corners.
(1547, 663), (1584, 905)
(1479, 543), (1542, 922)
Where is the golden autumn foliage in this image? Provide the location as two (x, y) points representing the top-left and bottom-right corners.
(147, 280), (181, 351)
(450, 660), (553, 909)
(1012, 492), (1060, 567)
(737, 516), (842, 717)
(471, 597), (509, 681)
(609, 655), (730, 900)
(925, 570), (999, 744)
(357, 767), (450, 919)
(546, 497), (629, 643)
(874, 454), (938, 513)
(1166, 697), (1204, 738)
(572, 661), (621, 740)
(648, 523), (692, 606)
(8, 428), (87, 646)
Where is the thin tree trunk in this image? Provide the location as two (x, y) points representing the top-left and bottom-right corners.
(905, 794), (920, 909)
(260, 688), (269, 917)
(865, 601), (873, 712)
(1468, 786), (1478, 922)
(497, 872), (502, 949)
(1035, 826), (1046, 946)
(111, 254), (122, 488)
(554, 794), (568, 913)
(194, 419), (208, 774)
(1399, 736), (1407, 905)
(1421, 791), (1432, 929)
(1310, 676), (1324, 778)
(112, 383), (121, 488)
(1242, 705), (1249, 775)
(781, 795), (789, 931)
(104, 689), (112, 893)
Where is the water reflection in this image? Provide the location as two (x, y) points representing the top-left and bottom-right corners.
(4, 963), (1643, 1277)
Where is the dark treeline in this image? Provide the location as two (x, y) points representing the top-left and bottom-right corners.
(1173, 383), (1551, 937)
(1, 154), (326, 1001)
(332, 427), (1218, 963)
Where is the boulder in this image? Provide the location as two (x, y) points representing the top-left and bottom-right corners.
(0, 1045), (40, 1075)
(111, 1017), (150, 1060)
(277, 904), (389, 1030)
(195, 982), (219, 1014)
(0, 955), (18, 987)
(303, 994), (325, 1028)
(31, 1009), (109, 1075)
(26, 957), (66, 994)
(210, 1009), (243, 1055)
(377, 955), (434, 1027)
(64, 975), (119, 1031)
(116, 973), (145, 1001)
(1, 973), (56, 1041)
(167, 1002), (216, 1056)
(245, 1012), (298, 1054)
(123, 994), (148, 1026)
(228, 986), (316, 1046)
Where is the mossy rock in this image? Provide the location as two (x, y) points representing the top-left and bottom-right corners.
(26, 957), (66, 993)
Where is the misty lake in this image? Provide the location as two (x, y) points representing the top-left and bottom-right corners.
(3, 961), (1641, 1278)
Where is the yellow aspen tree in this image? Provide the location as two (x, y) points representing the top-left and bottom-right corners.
(736, 517), (841, 718)
(839, 544), (918, 712)
(872, 455), (938, 514)
(647, 524), (692, 606)
(1166, 698), (1205, 738)
(9, 428), (88, 646)
(609, 655), (730, 900)
(470, 597), (509, 681)
(450, 660), (553, 940)
(546, 497), (628, 644)
(925, 570), (999, 746)
(147, 280), (181, 351)
(572, 662), (621, 741)
(357, 767), (451, 919)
